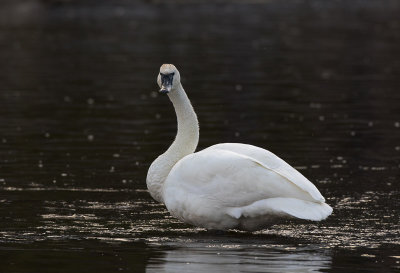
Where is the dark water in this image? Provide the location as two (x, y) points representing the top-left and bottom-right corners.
(0, 0), (399, 272)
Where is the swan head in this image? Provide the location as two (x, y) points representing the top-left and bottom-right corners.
(157, 64), (181, 94)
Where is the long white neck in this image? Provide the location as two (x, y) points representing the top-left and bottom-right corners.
(146, 83), (199, 203)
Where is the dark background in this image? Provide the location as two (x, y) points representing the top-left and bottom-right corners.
(0, 0), (399, 272)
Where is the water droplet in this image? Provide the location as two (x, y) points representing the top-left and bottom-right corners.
(321, 70), (333, 79)
(235, 84), (243, 91)
(38, 160), (43, 168)
(350, 131), (356, 136)
(361, 254), (376, 258)
(234, 132), (240, 137)
(113, 153), (120, 158)
(109, 166), (115, 172)
(61, 173), (67, 177)
(309, 102), (322, 109)
(64, 96), (71, 102)
(44, 132), (50, 138)
(155, 114), (161, 119)
(87, 98), (95, 105)
(319, 116), (325, 121)
(394, 122), (400, 128)
(87, 135), (94, 141)
(371, 166), (386, 171)
(368, 121), (374, 127)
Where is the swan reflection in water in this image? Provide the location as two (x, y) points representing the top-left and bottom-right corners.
(146, 242), (331, 273)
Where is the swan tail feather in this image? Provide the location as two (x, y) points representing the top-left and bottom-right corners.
(228, 198), (333, 221)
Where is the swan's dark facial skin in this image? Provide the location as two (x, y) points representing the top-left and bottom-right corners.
(160, 72), (175, 94)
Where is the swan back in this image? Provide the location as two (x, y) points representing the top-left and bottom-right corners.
(207, 143), (326, 203)
(164, 147), (319, 209)
(163, 146), (332, 230)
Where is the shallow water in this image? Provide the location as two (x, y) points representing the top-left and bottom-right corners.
(0, 0), (399, 272)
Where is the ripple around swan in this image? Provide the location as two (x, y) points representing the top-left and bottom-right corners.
(1, 186), (398, 249)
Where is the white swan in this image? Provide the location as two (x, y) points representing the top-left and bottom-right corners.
(147, 64), (333, 231)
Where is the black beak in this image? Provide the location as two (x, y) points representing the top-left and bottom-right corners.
(159, 72), (175, 94)
(160, 88), (170, 94)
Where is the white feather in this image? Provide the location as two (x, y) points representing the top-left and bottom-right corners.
(163, 148), (332, 230)
(147, 64), (333, 231)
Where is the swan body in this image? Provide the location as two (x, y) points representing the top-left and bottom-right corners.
(147, 64), (332, 231)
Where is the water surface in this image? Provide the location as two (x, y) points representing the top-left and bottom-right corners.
(0, 0), (399, 272)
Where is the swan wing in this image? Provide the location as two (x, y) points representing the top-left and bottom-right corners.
(164, 147), (323, 211)
(205, 143), (326, 203)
